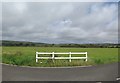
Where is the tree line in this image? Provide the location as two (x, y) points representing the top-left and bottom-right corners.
(1, 40), (119, 48)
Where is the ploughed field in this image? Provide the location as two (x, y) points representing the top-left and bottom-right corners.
(2, 47), (119, 67)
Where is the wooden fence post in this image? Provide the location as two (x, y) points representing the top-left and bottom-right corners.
(69, 52), (71, 62)
(36, 52), (38, 63)
(52, 52), (55, 62)
(85, 52), (87, 61)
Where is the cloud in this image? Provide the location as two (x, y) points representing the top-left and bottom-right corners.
(2, 2), (118, 44)
(2, 0), (119, 2)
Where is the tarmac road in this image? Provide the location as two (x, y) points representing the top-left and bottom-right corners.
(2, 63), (119, 81)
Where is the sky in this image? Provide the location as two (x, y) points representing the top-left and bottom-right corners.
(2, 1), (118, 44)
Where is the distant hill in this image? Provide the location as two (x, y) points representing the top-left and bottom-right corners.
(1, 40), (119, 48)
(1, 40), (50, 47)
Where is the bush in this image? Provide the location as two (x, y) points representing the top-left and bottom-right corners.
(2, 51), (33, 66)
(94, 59), (103, 64)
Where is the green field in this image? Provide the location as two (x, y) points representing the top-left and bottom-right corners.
(2, 47), (119, 67)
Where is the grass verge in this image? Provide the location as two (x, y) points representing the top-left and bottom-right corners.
(2, 47), (119, 67)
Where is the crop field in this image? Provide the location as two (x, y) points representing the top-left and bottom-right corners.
(2, 47), (119, 67)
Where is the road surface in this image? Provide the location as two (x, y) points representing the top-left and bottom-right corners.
(2, 63), (119, 81)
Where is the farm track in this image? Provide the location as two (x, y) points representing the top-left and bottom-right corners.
(2, 62), (119, 81)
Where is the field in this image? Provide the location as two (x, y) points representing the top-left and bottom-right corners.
(2, 47), (119, 67)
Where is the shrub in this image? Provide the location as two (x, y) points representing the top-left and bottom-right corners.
(94, 58), (103, 64)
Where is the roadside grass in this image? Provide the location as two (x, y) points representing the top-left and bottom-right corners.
(0, 47), (2, 62)
(2, 47), (119, 67)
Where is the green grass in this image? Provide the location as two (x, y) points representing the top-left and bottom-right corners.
(2, 47), (119, 67)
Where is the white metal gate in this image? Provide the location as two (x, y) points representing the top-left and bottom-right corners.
(36, 52), (87, 62)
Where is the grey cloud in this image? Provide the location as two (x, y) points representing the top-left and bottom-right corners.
(2, 2), (118, 43)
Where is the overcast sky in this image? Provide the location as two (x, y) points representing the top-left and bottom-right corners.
(2, 2), (118, 44)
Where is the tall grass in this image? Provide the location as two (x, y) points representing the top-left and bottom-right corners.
(2, 47), (119, 67)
